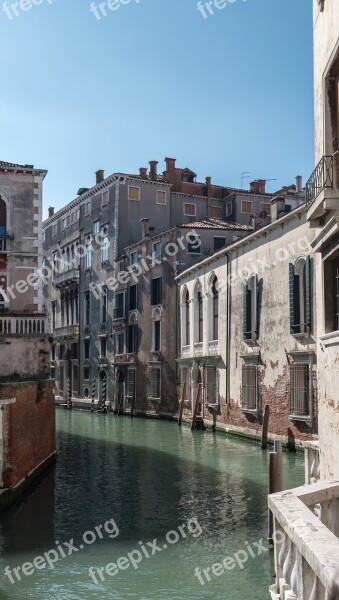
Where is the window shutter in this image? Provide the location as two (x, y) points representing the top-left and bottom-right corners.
(253, 275), (258, 340)
(243, 281), (248, 340)
(289, 263), (295, 334)
(305, 256), (312, 333)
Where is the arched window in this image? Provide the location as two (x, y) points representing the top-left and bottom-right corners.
(194, 281), (203, 344)
(289, 257), (311, 334)
(243, 274), (258, 341)
(185, 289), (190, 346)
(211, 276), (219, 341)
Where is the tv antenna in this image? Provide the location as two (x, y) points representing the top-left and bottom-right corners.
(241, 171), (251, 189)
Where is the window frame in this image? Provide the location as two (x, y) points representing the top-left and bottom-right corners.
(149, 365), (161, 400)
(241, 199), (253, 215)
(184, 203), (196, 217)
(156, 190), (167, 205)
(128, 186), (140, 201)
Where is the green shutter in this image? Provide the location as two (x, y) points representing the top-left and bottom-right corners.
(254, 275), (258, 340)
(243, 281), (248, 340)
(305, 256), (311, 333)
(289, 263), (295, 334)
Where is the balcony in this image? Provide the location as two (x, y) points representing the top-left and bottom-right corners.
(269, 478), (339, 600)
(208, 340), (219, 356)
(53, 324), (79, 339)
(0, 235), (9, 253)
(182, 345), (191, 359)
(306, 154), (338, 221)
(0, 315), (49, 335)
(98, 356), (109, 367)
(54, 269), (79, 288)
(194, 342), (204, 357)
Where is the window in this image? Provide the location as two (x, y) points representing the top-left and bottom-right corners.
(214, 237), (226, 252)
(51, 345), (56, 361)
(115, 292), (125, 319)
(52, 223), (57, 237)
(152, 320), (161, 351)
(101, 232), (109, 262)
(205, 366), (218, 405)
(241, 200), (253, 214)
(59, 344), (66, 360)
(83, 367), (90, 381)
(93, 220), (100, 235)
(101, 287), (107, 323)
(129, 285), (138, 311)
(210, 206), (222, 219)
(194, 284), (203, 344)
(335, 258), (339, 332)
(128, 324), (138, 353)
(187, 234), (201, 254)
(184, 203), (196, 216)
(243, 275), (258, 341)
(100, 338), (107, 358)
(185, 289), (190, 346)
(85, 201), (91, 216)
(226, 202), (232, 217)
(151, 277), (162, 306)
(128, 186), (140, 201)
(119, 260), (124, 272)
(152, 241), (161, 264)
(84, 340), (90, 360)
(84, 292), (91, 327)
(242, 365), (258, 411)
(324, 249), (339, 333)
(260, 203), (271, 217)
(126, 369), (136, 398)
(85, 241), (92, 269)
(290, 363), (311, 418)
(211, 277), (219, 341)
(116, 333), (125, 355)
(51, 301), (56, 330)
(102, 190), (109, 206)
(149, 366), (161, 399)
(76, 208), (80, 220)
(157, 190), (166, 205)
(289, 257), (311, 335)
(130, 251), (138, 270)
(71, 211), (76, 224)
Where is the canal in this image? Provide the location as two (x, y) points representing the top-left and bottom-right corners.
(0, 410), (304, 600)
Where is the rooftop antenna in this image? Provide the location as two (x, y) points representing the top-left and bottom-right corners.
(241, 171), (251, 189)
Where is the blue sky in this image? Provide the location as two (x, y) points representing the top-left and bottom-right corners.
(0, 0), (314, 217)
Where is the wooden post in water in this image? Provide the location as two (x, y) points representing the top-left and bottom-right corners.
(261, 404), (270, 449)
(268, 451), (283, 545)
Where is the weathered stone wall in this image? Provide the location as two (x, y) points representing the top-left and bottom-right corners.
(0, 336), (50, 380)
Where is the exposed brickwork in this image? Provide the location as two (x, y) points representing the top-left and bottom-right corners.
(0, 380), (55, 488)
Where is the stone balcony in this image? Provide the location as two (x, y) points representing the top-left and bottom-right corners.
(182, 345), (191, 359)
(0, 315), (48, 336)
(208, 340), (219, 356)
(53, 324), (79, 339)
(53, 269), (79, 288)
(269, 470), (339, 600)
(306, 153), (339, 222)
(194, 342), (204, 357)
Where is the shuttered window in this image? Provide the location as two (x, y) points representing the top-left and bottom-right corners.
(126, 369), (136, 398)
(205, 366), (218, 405)
(289, 257), (312, 334)
(149, 367), (161, 399)
(243, 275), (258, 341)
(128, 186), (140, 201)
(290, 363), (311, 417)
(242, 365), (258, 411)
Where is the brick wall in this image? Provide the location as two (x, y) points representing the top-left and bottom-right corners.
(0, 380), (55, 488)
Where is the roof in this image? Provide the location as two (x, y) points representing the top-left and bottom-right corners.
(178, 218), (253, 231)
(0, 160), (47, 175)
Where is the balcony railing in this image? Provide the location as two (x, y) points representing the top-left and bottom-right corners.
(53, 324), (79, 339)
(54, 269), (79, 288)
(0, 236), (7, 252)
(269, 479), (339, 600)
(208, 340), (219, 356)
(182, 345), (191, 358)
(194, 342), (204, 357)
(306, 155), (335, 208)
(0, 315), (48, 335)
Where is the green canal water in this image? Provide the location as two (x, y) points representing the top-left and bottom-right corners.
(0, 410), (304, 600)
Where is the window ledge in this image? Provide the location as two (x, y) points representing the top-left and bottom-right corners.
(148, 397), (160, 402)
(289, 414), (312, 425)
(320, 331), (339, 347)
(241, 408), (258, 418)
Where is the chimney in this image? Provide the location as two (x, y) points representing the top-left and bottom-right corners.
(271, 196), (286, 222)
(96, 169), (105, 184)
(140, 218), (150, 239)
(48, 207), (55, 217)
(295, 175), (303, 193)
(205, 176), (212, 198)
(250, 179), (266, 194)
(140, 167), (148, 179)
(149, 161), (158, 181)
(165, 157), (176, 173)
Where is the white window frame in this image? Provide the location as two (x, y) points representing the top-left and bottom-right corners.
(52, 223), (57, 237)
(85, 242), (92, 269)
(241, 199), (253, 214)
(116, 333), (125, 356)
(152, 241), (161, 265)
(101, 235), (109, 263)
(128, 186), (140, 201)
(85, 201), (91, 216)
(93, 220), (100, 235)
(260, 202), (271, 216)
(102, 190), (109, 207)
(156, 190), (167, 205)
(210, 206), (222, 219)
(149, 365), (161, 400)
(184, 203), (196, 217)
(126, 368), (136, 398)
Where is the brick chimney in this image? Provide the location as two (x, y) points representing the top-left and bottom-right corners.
(250, 179), (266, 194)
(165, 157), (176, 173)
(149, 161), (158, 181)
(271, 196), (286, 222)
(140, 218), (150, 239)
(140, 167), (148, 179)
(48, 207), (55, 217)
(205, 176), (212, 198)
(96, 169), (105, 184)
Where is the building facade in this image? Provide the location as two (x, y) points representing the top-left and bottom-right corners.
(177, 196), (317, 444)
(0, 160), (55, 511)
(111, 219), (252, 417)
